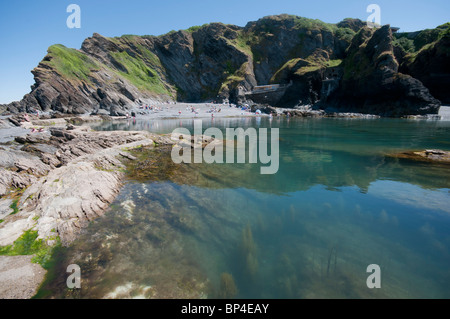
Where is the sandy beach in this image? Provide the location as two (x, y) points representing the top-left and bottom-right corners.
(128, 102), (266, 119)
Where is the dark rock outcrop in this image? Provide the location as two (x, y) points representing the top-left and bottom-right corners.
(400, 27), (450, 104)
(325, 25), (441, 116)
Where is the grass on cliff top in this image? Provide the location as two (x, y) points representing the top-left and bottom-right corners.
(270, 56), (342, 83)
(292, 16), (338, 33)
(113, 36), (165, 70)
(109, 50), (173, 97)
(293, 60), (342, 77)
(186, 24), (209, 33)
(0, 229), (59, 269)
(219, 61), (251, 94)
(394, 23), (450, 59)
(255, 15), (337, 33)
(228, 32), (254, 57)
(44, 44), (100, 82)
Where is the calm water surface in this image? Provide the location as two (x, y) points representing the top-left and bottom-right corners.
(37, 117), (450, 299)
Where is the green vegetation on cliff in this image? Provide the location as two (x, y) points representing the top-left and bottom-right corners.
(109, 50), (172, 96)
(219, 62), (250, 94)
(229, 32), (254, 57)
(335, 27), (356, 42)
(271, 55), (342, 83)
(291, 15), (337, 32)
(342, 28), (375, 81)
(43, 44), (100, 82)
(257, 14), (338, 33)
(394, 23), (450, 57)
(186, 24), (209, 33)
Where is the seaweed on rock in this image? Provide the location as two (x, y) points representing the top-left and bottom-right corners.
(239, 224), (259, 280)
(218, 273), (238, 299)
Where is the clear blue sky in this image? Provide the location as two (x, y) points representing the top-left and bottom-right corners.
(0, 0), (448, 104)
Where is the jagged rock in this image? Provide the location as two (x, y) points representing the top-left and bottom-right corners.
(0, 125), (173, 247)
(8, 117), (21, 127)
(0, 119), (13, 129)
(49, 128), (76, 140)
(0, 168), (38, 197)
(7, 128), (166, 245)
(21, 160), (124, 245)
(15, 134), (50, 145)
(0, 148), (40, 169)
(327, 25), (441, 116)
(14, 158), (50, 176)
(401, 27), (450, 104)
(0, 169), (11, 197)
(38, 153), (61, 168)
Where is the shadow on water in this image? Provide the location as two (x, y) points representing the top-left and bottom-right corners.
(37, 118), (450, 299)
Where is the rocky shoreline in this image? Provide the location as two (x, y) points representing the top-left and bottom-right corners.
(0, 116), (175, 298)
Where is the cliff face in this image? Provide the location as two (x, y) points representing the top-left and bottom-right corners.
(398, 24), (450, 104)
(326, 25), (441, 116)
(2, 15), (448, 116)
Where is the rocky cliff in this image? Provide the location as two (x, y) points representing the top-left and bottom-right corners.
(2, 15), (448, 116)
(396, 23), (450, 104)
(323, 25), (442, 116)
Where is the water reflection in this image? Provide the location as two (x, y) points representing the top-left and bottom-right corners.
(36, 118), (450, 299)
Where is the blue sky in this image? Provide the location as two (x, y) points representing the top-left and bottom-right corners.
(0, 0), (448, 104)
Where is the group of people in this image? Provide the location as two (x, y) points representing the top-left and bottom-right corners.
(30, 127), (45, 133)
(140, 104), (168, 112)
(22, 112), (46, 133)
(140, 104), (160, 111)
(240, 105), (251, 112)
(207, 106), (222, 114)
(140, 104), (153, 111)
(186, 105), (200, 115)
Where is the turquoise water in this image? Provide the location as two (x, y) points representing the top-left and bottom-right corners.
(38, 117), (450, 299)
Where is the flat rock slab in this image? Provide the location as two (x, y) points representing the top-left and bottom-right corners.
(0, 198), (13, 220)
(0, 256), (46, 299)
(0, 127), (29, 144)
(388, 150), (450, 164)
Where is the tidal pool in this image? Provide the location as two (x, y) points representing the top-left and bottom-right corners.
(37, 117), (450, 299)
